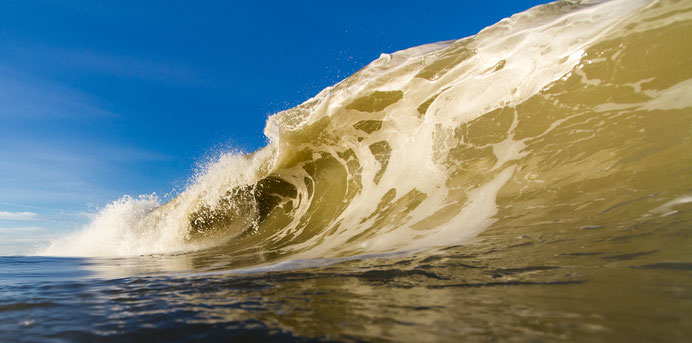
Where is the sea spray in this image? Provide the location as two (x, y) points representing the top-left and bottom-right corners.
(43, 0), (692, 267)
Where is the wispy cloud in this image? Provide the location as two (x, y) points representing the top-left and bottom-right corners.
(0, 64), (171, 208)
(0, 141), (172, 209)
(0, 68), (116, 119)
(1, 46), (206, 87)
(0, 211), (39, 221)
(51, 49), (204, 86)
(0, 226), (44, 233)
(0, 226), (59, 256)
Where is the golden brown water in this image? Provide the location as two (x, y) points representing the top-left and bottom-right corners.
(21, 0), (692, 341)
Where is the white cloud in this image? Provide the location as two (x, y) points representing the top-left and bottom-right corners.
(0, 226), (45, 233)
(0, 211), (39, 221)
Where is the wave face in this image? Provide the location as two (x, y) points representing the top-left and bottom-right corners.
(43, 0), (692, 262)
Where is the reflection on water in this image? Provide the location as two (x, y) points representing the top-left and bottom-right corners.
(2, 201), (690, 342)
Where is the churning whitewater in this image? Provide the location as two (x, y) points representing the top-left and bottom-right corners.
(43, 0), (692, 266)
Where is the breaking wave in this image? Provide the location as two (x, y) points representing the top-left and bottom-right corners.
(43, 0), (692, 266)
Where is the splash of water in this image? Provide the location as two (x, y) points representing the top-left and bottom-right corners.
(43, 0), (692, 266)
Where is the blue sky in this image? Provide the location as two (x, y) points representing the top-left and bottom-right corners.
(0, 0), (549, 255)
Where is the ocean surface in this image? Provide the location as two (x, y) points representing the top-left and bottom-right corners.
(2, 0), (691, 341)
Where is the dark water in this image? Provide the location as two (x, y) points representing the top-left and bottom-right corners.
(3, 209), (691, 342)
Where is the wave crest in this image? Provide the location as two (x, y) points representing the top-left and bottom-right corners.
(43, 0), (692, 262)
